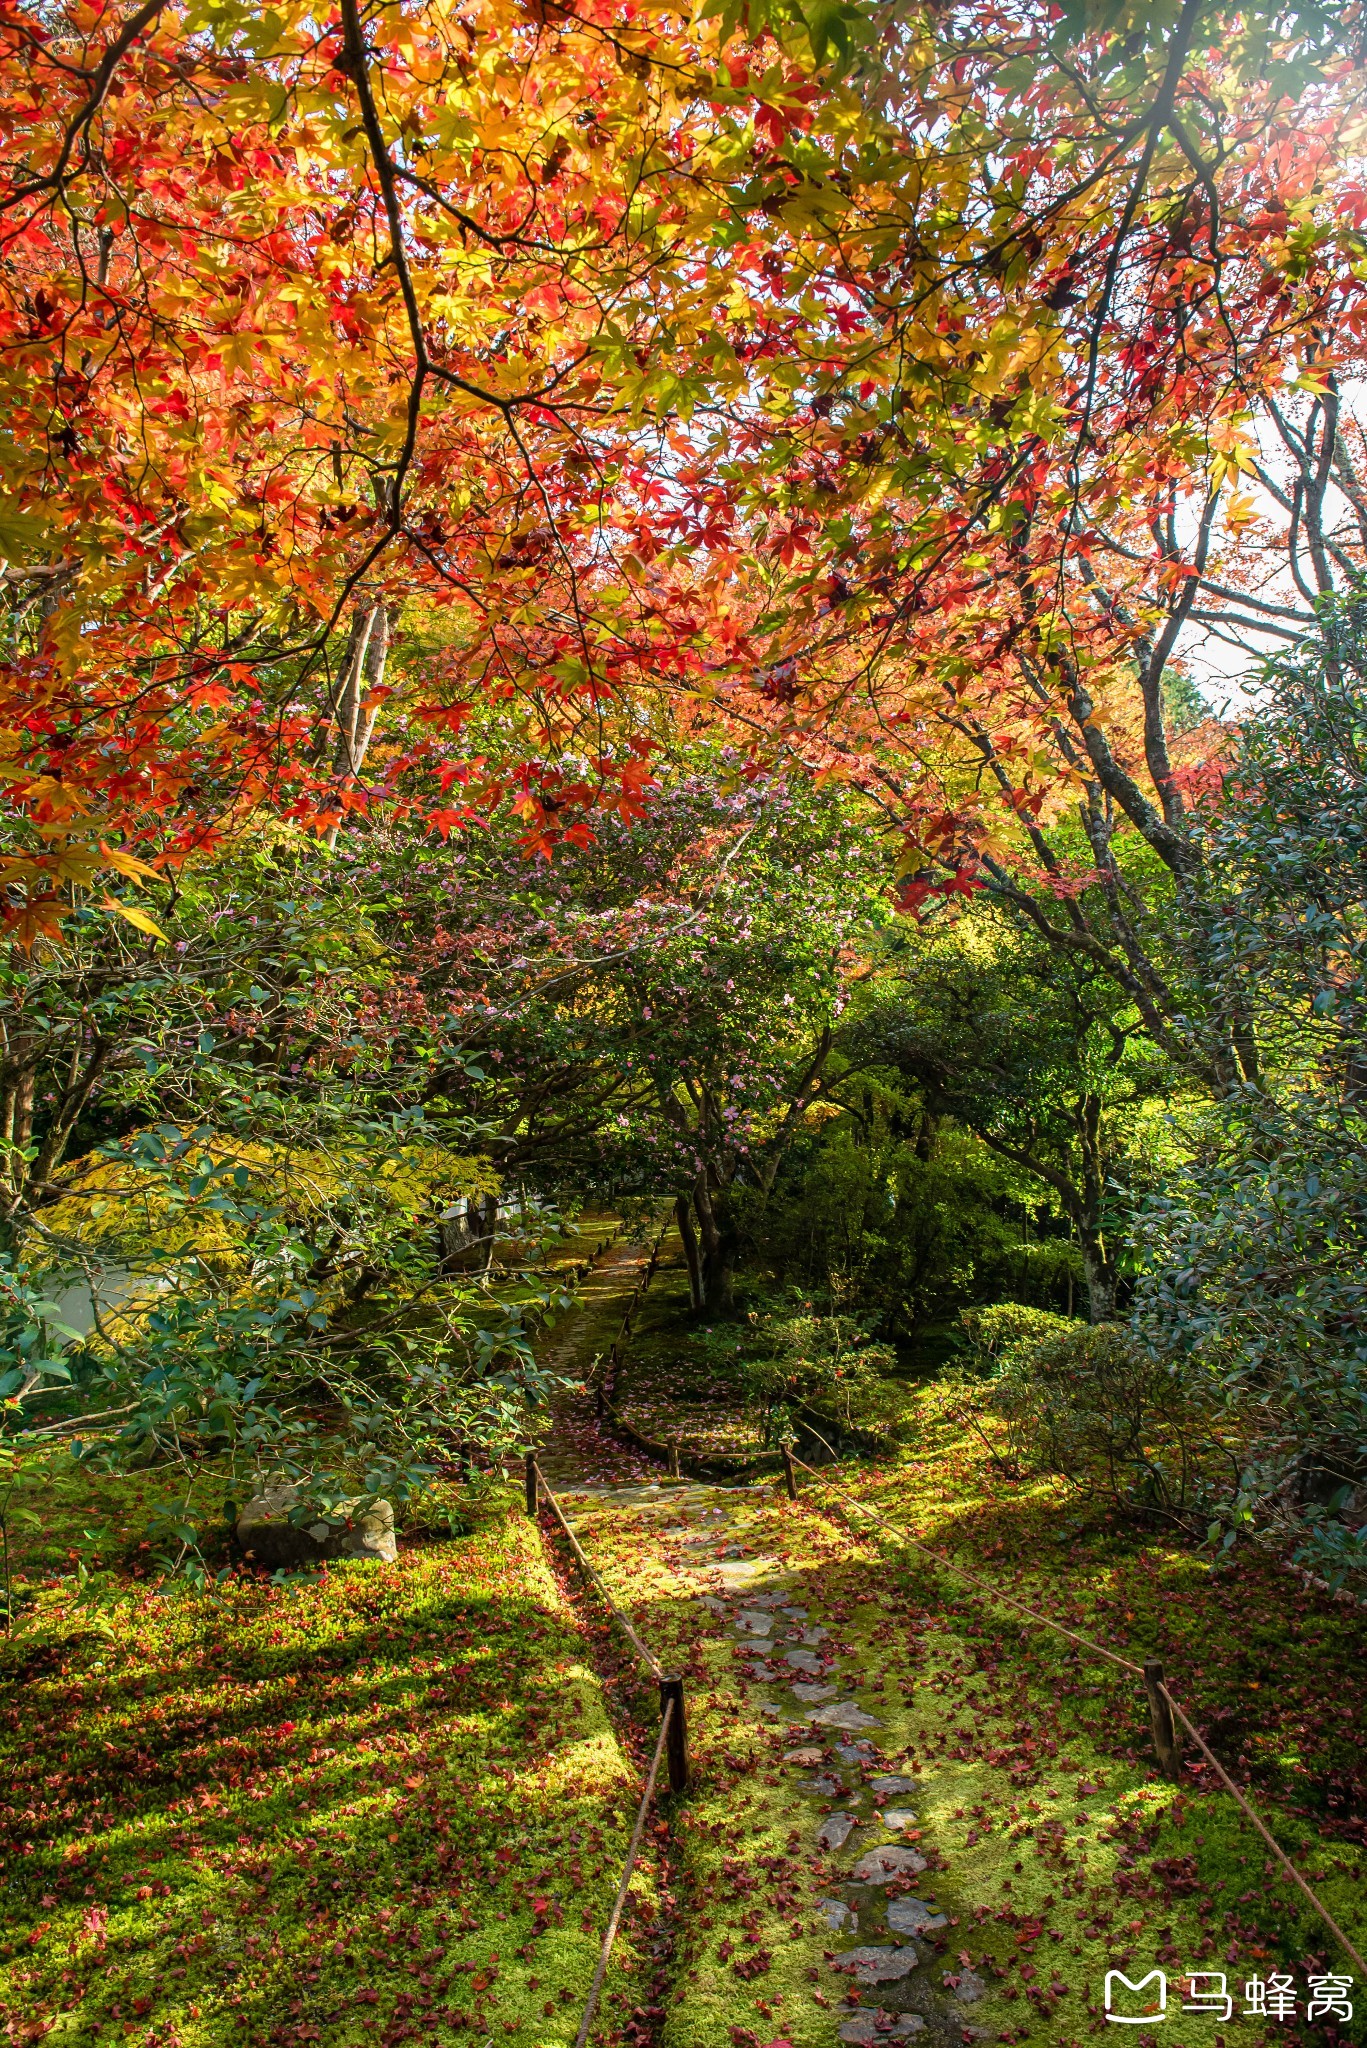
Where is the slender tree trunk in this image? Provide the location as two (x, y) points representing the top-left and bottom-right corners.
(1081, 1235), (1117, 1323)
(1077, 1091), (1117, 1322)
(675, 1194), (704, 1314)
(325, 602), (389, 851)
(692, 1176), (735, 1315)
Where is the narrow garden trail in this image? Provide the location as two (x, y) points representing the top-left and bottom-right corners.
(1, 1236), (1359, 2047)
(529, 1235), (1366, 2048)
(529, 1238), (1011, 2048)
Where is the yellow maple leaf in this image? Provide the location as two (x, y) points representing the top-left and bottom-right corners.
(102, 896), (169, 943)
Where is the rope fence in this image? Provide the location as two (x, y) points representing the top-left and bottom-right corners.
(572, 1698), (674, 2048)
(785, 1448), (1367, 1981)
(527, 1452), (664, 1684)
(524, 1446), (688, 2048)
(522, 1225), (1363, 2011)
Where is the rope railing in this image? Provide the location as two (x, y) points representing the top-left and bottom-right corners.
(1161, 1689), (1366, 1976)
(525, 1436), (690, 2048)
(792, 1445), (1143, 1674)
(527, 1452), (664, 1684)
(785, 1448), (1367, 1980)
(573, 1697), (674, 2048)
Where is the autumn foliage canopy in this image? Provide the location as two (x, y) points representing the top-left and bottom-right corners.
(0, 0), (1364, 947)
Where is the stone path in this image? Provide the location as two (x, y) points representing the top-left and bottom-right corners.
(526, 1238), (1000, 2045)
(533, 1232), (670, 1497)
(647, 1498), (994, 2048)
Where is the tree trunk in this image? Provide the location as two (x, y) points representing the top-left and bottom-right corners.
(1081, 1235), (1117, 1323)
(702, 1239), (735, 1316)
(676, 1194), (704, 1314)
(1077, 1090), (1116, 1322)
(692, 1177), (735, 1316)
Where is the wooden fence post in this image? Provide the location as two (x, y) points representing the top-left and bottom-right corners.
(668, 1441), (681, 1480)
(659, 1676), (688, 1793)
(525, 1451), (539, 1519)
(1143, 1659), (1181, 1781)
(781, 1443), (798, 1501)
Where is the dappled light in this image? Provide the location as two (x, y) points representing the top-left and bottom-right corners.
(3, 0), (1367, 2041)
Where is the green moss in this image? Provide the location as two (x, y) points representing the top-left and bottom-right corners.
(0, 1491), (648, 2045)
(561, 1398), (1366, 2048)
(11, 1299), (1363, 2048)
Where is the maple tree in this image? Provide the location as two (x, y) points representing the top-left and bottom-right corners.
(671, 0), (1367, 1093)
(365, 768), (884, 1313)
(0, 0), (856, 940)
(6, 0), (1360, 1008)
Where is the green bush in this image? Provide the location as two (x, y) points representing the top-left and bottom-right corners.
(955, 1305), (1235, 1534)
(680, 1302), (901, 1445)
(957, 1301), (1078, 1371)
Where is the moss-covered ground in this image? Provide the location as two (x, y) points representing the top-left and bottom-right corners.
(5, 1222), (1364, 2048)
(562, 1273), (1366, 2048)
(0, 1217), (658, 2048)
(0, 1485), (662, 2047)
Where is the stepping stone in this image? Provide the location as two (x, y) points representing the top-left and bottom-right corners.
(832, 1944), (920, 1986)
(816, 1897), (858, 1934)
(785, 1648), (825, 1674)
(837, 2016), (926, 2044)
(733, 1610), (774, 1635)
(816, 1812), (859, 1851)
(870, 1775), (916, 1794)
(781, 1605), (809, 1619)
(887, 1898), (948, 1936)
(837, 1739), (879, 1763)
(783, 1746), (824, 1765)
(851, 1845), (929, 1884)
(792, 1682), (840, 1703)
(880, 1808), (919, 1831)
(810, 1700), (882, 1730)
(798, 1624), (828, 1644)
(946, 1968), (987, 2004)
(710, 1558), (785, 1590)
(744, 1592), (792, 1609)
(798, 1774), (844, 1797)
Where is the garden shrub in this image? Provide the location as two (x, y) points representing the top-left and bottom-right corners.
(956, 1305), (1235, 1535)
(678, 1301), (908, 1445)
